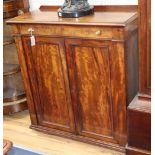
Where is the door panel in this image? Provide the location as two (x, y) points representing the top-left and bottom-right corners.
(65, 39), (123, 143)
(74, 46), (112, 136)
(22, 36), (75, 132)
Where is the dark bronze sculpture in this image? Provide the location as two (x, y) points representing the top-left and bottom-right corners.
(58, 0), (94, 18)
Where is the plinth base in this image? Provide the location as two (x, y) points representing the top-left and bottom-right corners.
(58, 6), (94, 18)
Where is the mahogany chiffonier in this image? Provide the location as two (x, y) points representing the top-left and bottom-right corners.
(7, 9), (138, 152)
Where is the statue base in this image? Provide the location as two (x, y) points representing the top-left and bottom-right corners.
(58, 6), (94, 18)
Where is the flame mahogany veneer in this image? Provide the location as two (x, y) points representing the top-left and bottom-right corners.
(7, 7), (138, 152)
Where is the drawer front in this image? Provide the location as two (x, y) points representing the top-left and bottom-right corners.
(17, 24), (124, 40)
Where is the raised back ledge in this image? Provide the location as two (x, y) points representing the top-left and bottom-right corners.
(6, 9), (137, 27)
(39, 5), (138, 12)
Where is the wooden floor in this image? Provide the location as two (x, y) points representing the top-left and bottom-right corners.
(3, 110), (124, 155)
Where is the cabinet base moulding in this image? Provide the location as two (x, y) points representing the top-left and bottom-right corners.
(30, 125), (125, 153)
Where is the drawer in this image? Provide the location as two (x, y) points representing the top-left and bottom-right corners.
(17, 24), (124, 40)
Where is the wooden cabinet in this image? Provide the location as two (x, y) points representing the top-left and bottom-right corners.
(7, 10), (138, 151)
(22, 36), (75, 132)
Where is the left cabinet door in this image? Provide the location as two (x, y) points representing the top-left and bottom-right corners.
(22, 36), (75, 133)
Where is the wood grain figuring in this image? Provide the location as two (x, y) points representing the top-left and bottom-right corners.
(8, 9), (138, 151)
(3, 0), (29, 19)
(7, 11), (137, 27)
(22, 37), (75, 132)
(70, 41), (112, 137)
(3, 0), (29, 13)
(17, 24), (125, 41)
(65, 39), (127, 145)
(146, 0), (151, 89)
(109, 42), (127, 146)
(139, 0), (151, 95)
(126, 1), (151, 155)
(3, 0), (16, 13)
(74, 46), (112, 136)
(14, 37), (38, 125)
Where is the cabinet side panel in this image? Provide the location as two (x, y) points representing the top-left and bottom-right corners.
(110, 42), (127, 145)
(125, 30), (139, 105)
(15, 37), (38, 125)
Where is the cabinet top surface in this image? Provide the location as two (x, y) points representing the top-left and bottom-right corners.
(7, 10), (137, 27)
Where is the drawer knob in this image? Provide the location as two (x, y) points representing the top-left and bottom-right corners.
(28, 28), (34, 36)
(95, 30), (101, 35)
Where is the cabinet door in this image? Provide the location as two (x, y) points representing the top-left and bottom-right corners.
(65, 39), (126, 145)
(22, 36), (75, 133)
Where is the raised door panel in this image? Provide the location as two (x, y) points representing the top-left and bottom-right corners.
(22, 36), (75, 132)
(65, 39), (127, 145)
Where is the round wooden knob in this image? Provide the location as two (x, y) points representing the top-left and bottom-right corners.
(96, 30), (101, 35)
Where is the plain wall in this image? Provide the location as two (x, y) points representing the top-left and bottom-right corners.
(29, 0), (138, 11)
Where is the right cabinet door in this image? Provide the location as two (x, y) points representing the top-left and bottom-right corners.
(65, 39), (127, 145)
